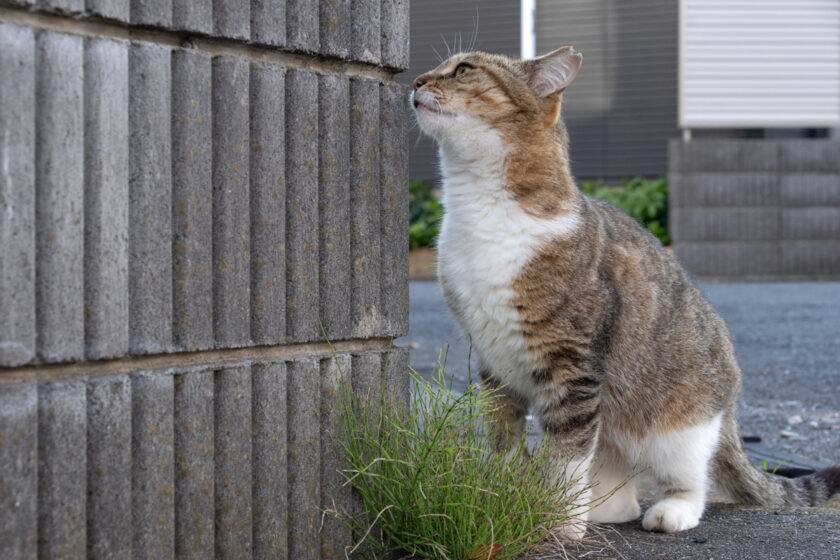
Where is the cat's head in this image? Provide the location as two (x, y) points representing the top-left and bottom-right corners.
(411, 47), (582, 153)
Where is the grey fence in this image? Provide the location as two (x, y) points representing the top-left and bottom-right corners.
(670, 139), (840, 280)
(0, 1), (410, 558)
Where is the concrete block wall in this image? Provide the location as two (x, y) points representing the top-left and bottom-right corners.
(0, 1), (410, 558)
(669, 139), (840, 280)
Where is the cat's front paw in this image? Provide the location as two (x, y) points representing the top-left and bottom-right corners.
(641, 498), (702, 533)
(549, 517), (587, 541)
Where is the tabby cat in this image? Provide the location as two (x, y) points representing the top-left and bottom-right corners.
(411, 46), (840, 536)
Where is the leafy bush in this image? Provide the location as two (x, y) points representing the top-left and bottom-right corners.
(580, 176), (670, 245)
(329, 352), (588, 560)
(409, 181), (444, 249)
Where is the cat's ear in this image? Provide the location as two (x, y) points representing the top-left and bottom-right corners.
(524, 46), (582, 98)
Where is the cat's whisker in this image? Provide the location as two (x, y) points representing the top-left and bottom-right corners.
(431, 44), (444, 64)
(440, 33), (451, 58)
(467, 10), (480, 53)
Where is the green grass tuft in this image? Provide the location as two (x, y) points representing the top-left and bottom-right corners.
(326, 351), (592, 560)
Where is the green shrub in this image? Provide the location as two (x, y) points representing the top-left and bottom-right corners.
(580, 176), (670, 245)
(328, 351), (589, 560)
(409, 177), (669, 249)
(409, 180), (444, 249)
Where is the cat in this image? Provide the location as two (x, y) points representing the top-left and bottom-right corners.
(411, 46), (840, 537)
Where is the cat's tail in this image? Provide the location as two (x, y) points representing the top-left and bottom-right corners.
(713, 410), (840, 507)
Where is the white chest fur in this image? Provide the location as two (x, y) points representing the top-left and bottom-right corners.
(436, 147), (580, 402)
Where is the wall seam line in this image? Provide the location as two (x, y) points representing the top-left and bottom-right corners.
(0, 337), (398, 384)
(0, 7), (401, 82)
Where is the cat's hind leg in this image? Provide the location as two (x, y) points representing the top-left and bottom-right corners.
(641, 413), (723, 533)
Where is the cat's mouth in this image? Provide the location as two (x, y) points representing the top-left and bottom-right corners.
(412, 94), (455, 117)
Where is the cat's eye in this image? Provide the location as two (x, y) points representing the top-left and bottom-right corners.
(454, 64), (471, 77)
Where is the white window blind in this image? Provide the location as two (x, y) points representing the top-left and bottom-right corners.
(680, 0), (840, 128)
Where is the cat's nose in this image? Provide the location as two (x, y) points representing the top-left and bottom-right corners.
(413, 77), (427, 91)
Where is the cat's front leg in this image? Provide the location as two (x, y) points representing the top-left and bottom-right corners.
(478, 368), (529, 458)
(533, 368), (602, 540)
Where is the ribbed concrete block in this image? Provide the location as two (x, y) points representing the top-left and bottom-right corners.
(671, 208), (779, 243)
(214, 366), (253, 558)
(351, 0), (380, 63)
(285, 69), (320, 342)
(380, 0), (409, 70)
(87, 0), (130, 21)
(782, 208), (840, 241)
(174, 370), (214, 560)
(212, 57), (251, 347)
(379, 83), (409, 337)
(172, 50), (213, 351)
(287, 358), (320, 560)
(779, 140), (840, 173)
(320, 354), (352, 560)
(251, 0), (285, 46)
(36, 31), (85, 363)
(669, 173), (780, 208)
(250, 62), (286, 344)
(173, 0), (212, 33)
(674, 242), (779, 277)
(214, 0), (250, 40)
(252, 362), (288, 560)
(385, 346), (409, 411)
(129, 43), (173, 354)
(349, 350), (382, 546)
(668, 139), (779, 173)
(737, 141), (781, 172)
(38, 380), (87, 559)
(352, 351), (382, 409)
(131, 0), (173, 27)
(87, 375), (132, 560)
(0, 24), (35, 367)
(319, 0), (350, 58)
(0, 383), (37, 560)
(780, 174), (840, 206)
(781, 243), (840, 276)
(40, 0), (84, 12)
(132, 372), (175, 560)
(287, 0), (318, 52)
(84, 38), (130, 360)
(350, 78), (381, 338)
(318, 73), (351, 340)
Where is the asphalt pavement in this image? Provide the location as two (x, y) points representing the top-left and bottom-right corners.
(398, 280), (840, 559)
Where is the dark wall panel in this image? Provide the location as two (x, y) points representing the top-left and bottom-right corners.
(537, 0), (679, 181)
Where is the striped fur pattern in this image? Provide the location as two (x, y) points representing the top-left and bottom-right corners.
(411, 47), (840, 536)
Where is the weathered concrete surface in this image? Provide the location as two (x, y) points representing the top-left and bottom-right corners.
(0, 23), (36, 367)
(172, 49), (213, 351)
(318, 72), (352, 340)
(249, 62), (287, 345)
(0, 5), (409, 559)
(84, 37), (130, 360)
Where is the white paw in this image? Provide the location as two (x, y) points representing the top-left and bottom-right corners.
(641, 498), (702, 533)
(588, 497), (641, 524)
(550, 518), (588, 541)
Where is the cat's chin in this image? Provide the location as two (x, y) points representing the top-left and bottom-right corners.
(414, 108), (455, 140)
